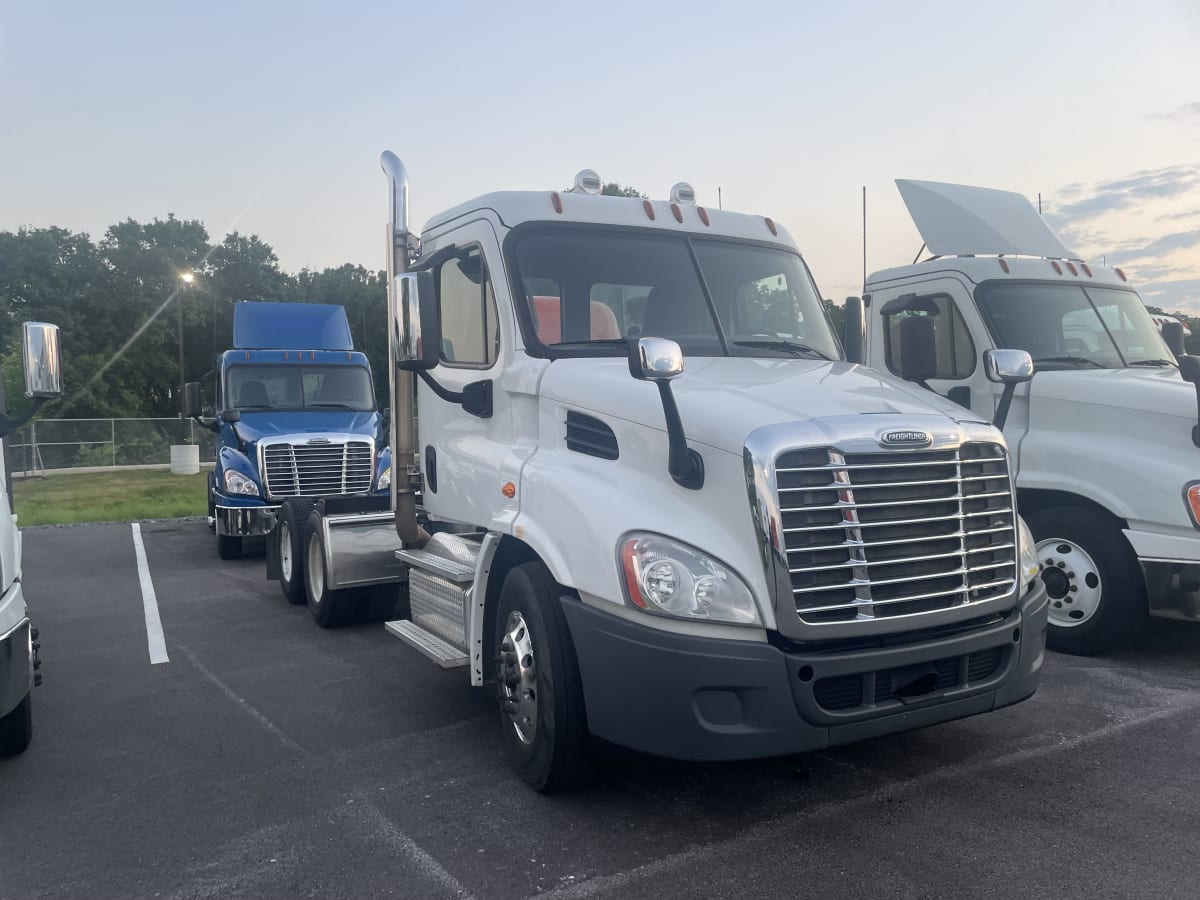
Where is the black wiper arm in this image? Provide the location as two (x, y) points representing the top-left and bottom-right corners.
(234, 404), (273, 410)
(307, 402), (357, 409)
(551, 338), (631, 348)
(732, 340), (833, 360)
(1128, 358), (1176, 367)
(1032, 356), (1106, 369)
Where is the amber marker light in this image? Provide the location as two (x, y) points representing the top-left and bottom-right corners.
(502, 482), (516, 498)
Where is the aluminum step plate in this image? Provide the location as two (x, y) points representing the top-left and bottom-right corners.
(395, 548), (475, 584)
(385, 619), (469, 668)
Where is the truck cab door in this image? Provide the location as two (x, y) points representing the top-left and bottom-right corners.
(415, 229), (512, 528)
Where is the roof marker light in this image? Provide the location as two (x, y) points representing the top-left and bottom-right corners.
(698, 207), (710, 226)
(1066, 262), (1078, 276)
(642, 199), (656, 221)
(1081, 263), (1092, 277)
(670, 182), (696, 204)
(572, 169), (603, 195)
(1051, 260), (1062, 275)
(999, 258), (1010, 273)
(764, 217), (778, 236)
(671, 203), (683, 223)
(551, 192), (563, 214)
(1115, 267), (1127, 281)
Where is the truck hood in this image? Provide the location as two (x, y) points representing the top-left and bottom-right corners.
(1029, 367), (1194, 418)
(539, 357), (984, 454)
(232, 411), (381, 446)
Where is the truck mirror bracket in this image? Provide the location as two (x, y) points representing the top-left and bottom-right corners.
(417, 370), (493, 419)
(627, 338), (704, 490)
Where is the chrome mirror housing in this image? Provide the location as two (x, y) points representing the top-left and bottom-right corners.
(22, 322), (63, 398)
(629, 337), (684, 381)
(392, 272), (440, 371)
(983, 348), (1034, 384)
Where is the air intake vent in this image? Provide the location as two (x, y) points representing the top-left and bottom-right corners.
(565, 411), (618, 460)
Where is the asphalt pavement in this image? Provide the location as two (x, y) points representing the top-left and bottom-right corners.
(2, 519), (1199, 899)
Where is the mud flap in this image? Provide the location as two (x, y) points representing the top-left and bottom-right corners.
(265, 521), (281, 581)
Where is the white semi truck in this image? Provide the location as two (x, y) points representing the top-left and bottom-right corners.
(0, 323), (63, 755)
(848, 179), (1200, 656)
(273, 156), (1047, 792)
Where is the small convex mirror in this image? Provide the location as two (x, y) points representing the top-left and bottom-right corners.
(628, 337), (684, 381)
(983, 348), (1034, 384)
(22, 322), (62, 398)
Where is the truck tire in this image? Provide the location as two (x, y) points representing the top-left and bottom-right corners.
(0, 691), (32, 756)
(1027, 506), (1146, 656)
(494, 561), (592, 793)
(303, 509), (354, 628)
(217, 534), (243, 560)
(277, 500), (310, 605)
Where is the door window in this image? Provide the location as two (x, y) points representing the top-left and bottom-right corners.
(436, 247), (499, 367)
(883, 294), (976, 379)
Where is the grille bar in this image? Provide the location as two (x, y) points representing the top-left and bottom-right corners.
(777, 490), (1011, 511)
(783, 507), (1013, 533)
(261, 439), (374, 498)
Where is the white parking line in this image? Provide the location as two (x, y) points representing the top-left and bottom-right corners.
(131, 523), (169, 664)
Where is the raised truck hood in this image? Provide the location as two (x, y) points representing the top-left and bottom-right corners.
(540, 357), (985, 454)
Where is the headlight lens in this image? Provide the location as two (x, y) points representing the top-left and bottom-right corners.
(619, 533), (760, 625)
(223, 469), (259, 497)
(377, 466), (391, 491)
(1017, 515), (1039, 584)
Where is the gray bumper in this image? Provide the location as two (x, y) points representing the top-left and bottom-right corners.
(563, 580), (1048, 762)
(0, 618), (32, 718)
(215, 505), (279, 537)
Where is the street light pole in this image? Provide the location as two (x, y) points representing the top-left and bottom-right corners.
(178, 272), (194, 417)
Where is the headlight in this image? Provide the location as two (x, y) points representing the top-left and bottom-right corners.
(377, 466), (391, 491)
(223, 469), (260, 497)
(1017, 515), (1039, 584)
(619, 533), (761, 626)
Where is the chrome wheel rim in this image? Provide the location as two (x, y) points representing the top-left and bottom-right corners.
(1037, 537), (1102, 628)
(498, 611), (538, 745)
(279, 521), (293, 582)
(307, 536), (324, 604)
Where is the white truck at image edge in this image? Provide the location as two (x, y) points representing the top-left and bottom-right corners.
(0, 323), (64, 755)
(271, 156), (1049, 792)
(850, 179), (1200, 655)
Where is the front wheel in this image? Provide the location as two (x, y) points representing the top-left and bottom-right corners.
(1027, 506), (1146, 656)
(0, 691), (32, 756)
(494, 562), (592, 793)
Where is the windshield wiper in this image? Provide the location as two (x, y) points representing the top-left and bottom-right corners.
(732, 340), (833, 360)
(307, 402), (358, 409)
(1032, 356), (1106, 369)
(551, 338), (631, 348)
(1128, 358), (1176, 367)
(234, 404), (272, 410)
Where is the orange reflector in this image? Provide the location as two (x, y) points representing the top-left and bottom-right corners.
(671, 203), (683, 223)
(1066, 262), (1078, 276)
(998, 258), (1010, 273)
(1051, 260), (1062, 275)
(642, 199), (656, 221)
(1081, 263), (1092, 277)
(502, 482), (516, 498)
(1115, 267), (1127, 281)
(284, 351), (289, 360)
(620, 539), (647, 609)
(698, 207), (710, 226)
(244, 351), (250, 360)
(1186, 483), (1200, 528)
(764, 217), (778, 236)
(311, 351), (316, 360)
(551, 192), (563, 214)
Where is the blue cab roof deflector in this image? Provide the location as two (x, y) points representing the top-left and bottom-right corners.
(896, 179), (1079, 261)
(232, 301), (354, 351)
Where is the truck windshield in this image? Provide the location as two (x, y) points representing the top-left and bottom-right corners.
(509, 227), (841, 361)
(226, 365), (375, 412)
(977, 283), (1173, 369)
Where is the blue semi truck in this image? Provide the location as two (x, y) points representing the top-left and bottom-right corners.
(185, 301), (391, 561)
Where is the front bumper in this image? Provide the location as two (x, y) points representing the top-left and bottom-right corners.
(563, 579), (1048, 761)
(215, 504), (279, 537)
(0, 615), (32, 719)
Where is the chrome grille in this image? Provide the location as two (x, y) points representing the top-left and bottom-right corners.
(777, 443), (1016, 625)
(261, 440), (374, 498)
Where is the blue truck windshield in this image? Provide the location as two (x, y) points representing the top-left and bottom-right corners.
(226, 365), (375, 412)
(509, 228), (841, 361)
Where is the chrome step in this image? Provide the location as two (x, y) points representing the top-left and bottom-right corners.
(395, 548), (474, 584)
(385, 619), (469, 668)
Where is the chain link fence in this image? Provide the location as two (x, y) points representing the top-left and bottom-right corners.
(8, 419), (219, 475)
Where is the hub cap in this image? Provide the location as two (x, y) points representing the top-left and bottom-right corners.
(498, 611), (538, 745)
(1037, 537), (1102, 628)
(280, 521), (293, 582)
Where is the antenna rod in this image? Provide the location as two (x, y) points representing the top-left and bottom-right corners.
(1038, 192), (1042, 215)
(718, 186), (722, 210)
(861, 185), (867, 295)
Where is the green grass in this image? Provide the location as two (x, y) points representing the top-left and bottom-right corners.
(13, 469), (209, 526)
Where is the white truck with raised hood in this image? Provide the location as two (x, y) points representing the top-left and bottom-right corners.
(847, 179), (1200, 656)
(282, 154), (1048, 792)
(0, 323), (63, 755)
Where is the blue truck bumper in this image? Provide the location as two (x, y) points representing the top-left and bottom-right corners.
(214, 504), (279, 537)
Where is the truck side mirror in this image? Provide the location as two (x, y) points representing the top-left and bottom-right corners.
(221, 409), (241, 423)
(184, 382), (203, 418)
(983, 348), (1034, 430)
(628, 338), (702, 490)
(1162, 321), (1186, 358)
(897, 316), (938, 385)
(22, 322), (63, 399)
(393, 271), (441, 371)
(1177, 356), (1200, 448)
(843, 296), (864, 365)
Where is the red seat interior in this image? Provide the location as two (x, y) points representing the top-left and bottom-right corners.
(533, 296), (621, 344)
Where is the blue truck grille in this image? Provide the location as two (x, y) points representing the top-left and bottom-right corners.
(261, 440), (374, 498)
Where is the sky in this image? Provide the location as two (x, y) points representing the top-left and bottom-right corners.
(2, 0), (1199, 310)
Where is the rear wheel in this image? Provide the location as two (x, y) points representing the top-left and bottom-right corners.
(304, 509), (354, 628)
(0, 691), (32, 756)
(216, 533), (243, 560)
(276, 500), (310, 605)
(1027, 506), (1146, 655)
(494, 562), (592, 793)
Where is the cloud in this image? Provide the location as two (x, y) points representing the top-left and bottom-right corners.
(1147, 101), (1200, 122)
(1107, 228), (1200, 265)
(1157, 209), (1200, 223)
(1139, 278), (1200, 315)
(1050, 166), (1200, 220)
